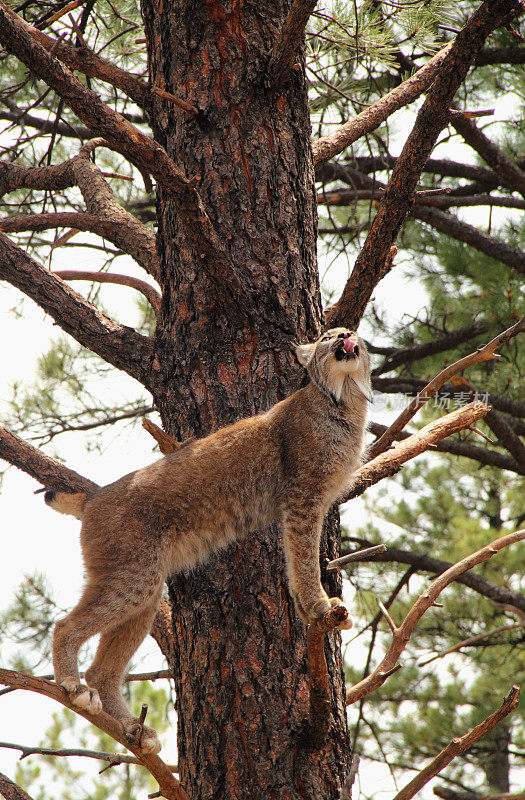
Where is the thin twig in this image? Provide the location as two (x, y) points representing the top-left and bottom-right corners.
(391, 686), (520, 800)
(345, 530), (524, 706)
(0, 740), (178, 771)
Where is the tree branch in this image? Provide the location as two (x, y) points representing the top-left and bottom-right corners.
(340, 402), (491, 504)
(306, 604), (352, 748)
(345, 531), (524, 705)
(0, 2), (249, 321)
(0, 773), (35, 800)
(0, 740), (178, 772)
(0, 424), (99, 494)
(0, 668), (190, 800)
(418, 622), (525, 667)
(3, 11), (150, 109)
(312, 43), (453, 165)
(0, 233), (154, 386)
(368, 421), (525, 475)
(54, 270), (161, 316)
(451, 114), (525, 198)
(367, 317), (525, 460)
(391, 686), (520, 800)
(323, 0), (523, 331)
(337, 537), (525, 616)
(268, 0), (318, 88)
(411, 204), (525, 275)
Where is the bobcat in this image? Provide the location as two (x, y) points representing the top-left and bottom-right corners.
(46, 327), (371, 753)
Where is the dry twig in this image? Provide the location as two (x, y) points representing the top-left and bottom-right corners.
(0, 668), (190, 800)
(391, 686), (520, 800)
(345, 530), (524, 706)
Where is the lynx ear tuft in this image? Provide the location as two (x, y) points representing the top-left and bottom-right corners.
(295, 343), (315, 368)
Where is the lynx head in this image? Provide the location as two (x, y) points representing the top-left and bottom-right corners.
(295, 328), (371, 405)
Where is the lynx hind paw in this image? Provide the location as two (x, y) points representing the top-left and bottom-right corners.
(60, 677), (103, 714)
(123, 720), (161, 754)
(328, 597), (353, 630)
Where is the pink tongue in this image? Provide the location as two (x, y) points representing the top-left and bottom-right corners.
(342, 337), (355, 353)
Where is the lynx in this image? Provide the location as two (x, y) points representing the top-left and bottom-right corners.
(46, 328), (371, 753)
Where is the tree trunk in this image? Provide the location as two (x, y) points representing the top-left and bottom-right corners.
(141, 0), (350, 797)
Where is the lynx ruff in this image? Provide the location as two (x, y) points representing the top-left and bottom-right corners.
(46, 328), (371, 753)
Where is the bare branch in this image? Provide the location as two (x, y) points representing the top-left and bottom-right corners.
(391, 686), (520, 800)
(345, 531), (524, 705)
(341, 536), (525, 616)
(0, 233), (155, 385)
(323, 0), (523, 331)
(340, 402), (491, 504)
(451, 114), (525, 197)
(418, 622), (525, 667)
(0, 740), (178, 772)
(312, 44), (452, 165)
(142, 419), (185, 454)
(326, 544), (387, 571)
(0, 424), (99, 494)
(0, 668), (190, 800)
(367, 317), (525, 460)
(54, 271), (161, 316)
(0, 772), (35, 800)
(268, 0), (318, 88)
(412, 204), (525, 275)
(368, 421), (525, 475)
(306, 603), (352, 747)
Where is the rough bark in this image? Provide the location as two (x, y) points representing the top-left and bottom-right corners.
(141, 0), (349, 797)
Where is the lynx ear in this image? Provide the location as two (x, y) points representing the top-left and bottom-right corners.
(295, 342), (316, 368)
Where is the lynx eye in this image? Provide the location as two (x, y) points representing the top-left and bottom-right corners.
(321, 335), (331, 341)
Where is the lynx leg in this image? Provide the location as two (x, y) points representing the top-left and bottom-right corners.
(85, 597), (162, 754)
(53, 575), (163, 718)
(282, 504), (352, 630)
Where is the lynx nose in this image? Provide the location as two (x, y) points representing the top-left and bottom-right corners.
(341, 335), (357, 353)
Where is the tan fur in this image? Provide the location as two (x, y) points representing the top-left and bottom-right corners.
(46, 491), (87, 520)
(49, 328), (371, 753)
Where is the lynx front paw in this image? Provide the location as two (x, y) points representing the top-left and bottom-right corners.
(308, 598), (353, 630)
(60, 677), (103, 714)
(123, 719), (161, 755)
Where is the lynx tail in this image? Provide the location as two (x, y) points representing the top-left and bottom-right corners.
(44, 490), (87, 520)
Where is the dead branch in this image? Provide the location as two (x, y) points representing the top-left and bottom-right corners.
(54, 271), (161, 316)
(368, 421), (524, 475)
(412, 204), (525, 275)
(0, 772), (35, 800)
(339, 536), (525, 616)
(451, 113), (525, 197)
(340, 402), (491, 504)
(367, 317), (525, 460)
(312, 44), (453, 165)
(0, 3), (250, 322)
(0, 234), (154, 386)
(0, 668), (189, 800)
(152, 87), (198, 116)
(418, 622), (525, 667)
(142, 419), (184, 454)
(323, 0), (523, 331)
(326, 545), (387, 571)
(345, 531), (524, 706)
(391, 686), (520, 800)
(306, 603), (351, 748)
(0, 424), (99, 494)
(371, 322), (487, 376)
(0, 740), (178, 772)
(268, 0), (318, 88)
